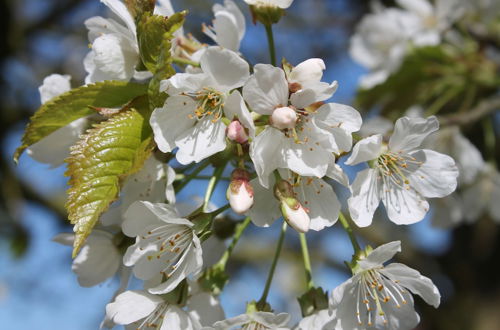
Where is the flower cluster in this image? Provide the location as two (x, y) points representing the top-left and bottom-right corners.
(22, 0), (494, 329)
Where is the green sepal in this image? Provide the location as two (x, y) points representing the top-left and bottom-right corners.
(14, 80), (148, 163)
(124, 0), (155, 20)
(65, 97), (154, 257)
(297, 287), (329, 317)
(198, 265), (229, 296)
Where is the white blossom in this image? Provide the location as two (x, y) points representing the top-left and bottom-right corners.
(53, 230), (122, 287)
(38, 73), (71, 103)
(203, 0), (246, 52)
(396, 0), (465, 46)
(83, 0), (141, 83)
(346, 116), (458, 226)
(350, 8), (418, 88)
(105, 290), (202, 330)
(206, 311), (290, 330)
(462, 163), (500, 223)
(248, 167), (345, 231)
(294, 309), (338, 330)
(244, 60), (361, 188)
(122, 201), (203, 294)
(331, 241), (440, 330)
(150, 46), (252, 164)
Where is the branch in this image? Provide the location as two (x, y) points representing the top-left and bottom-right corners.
(438, 95), (500, 127)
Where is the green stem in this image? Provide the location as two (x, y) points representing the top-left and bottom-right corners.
(265, 24), (277, 66)
(210, 203), (231, 218)
(172, 56), (200, 67)
(273, 169), (282, 182)
(338, 212), (361, 254)
(258, 220), (287, 308)
(299, 233), (314, 289)
(425, 86), (461, 116)
(203, 164), (226, 212)
(174, 160), (211, 193)
(216, 216), (252, 269)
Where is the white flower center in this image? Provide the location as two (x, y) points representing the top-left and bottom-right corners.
(135, 302), (169, 329)
(141, 225), (193, 277)
(186, 87), (224, 123)
(376, 151), (423, 190)
(355, 269), (409, 327)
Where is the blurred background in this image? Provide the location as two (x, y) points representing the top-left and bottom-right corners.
(0, 0), (499, 329)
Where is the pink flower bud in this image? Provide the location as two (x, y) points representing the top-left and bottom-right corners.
(227, 169), (254, 214)
(281, 199), (310, 233)
(226, 120), (249, 144)
(270, 106), (297, 130)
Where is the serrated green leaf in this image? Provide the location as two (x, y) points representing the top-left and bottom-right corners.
(137, 11), (186, 73)
(14, 80), (148, 163)
(65, 104), (154, 257)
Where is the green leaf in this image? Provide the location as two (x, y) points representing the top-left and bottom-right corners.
(65, 101), (154, 257)
(137, 11), (186, 74)
(14, 80), (148, 163)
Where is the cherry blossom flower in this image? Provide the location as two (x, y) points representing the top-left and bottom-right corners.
(206, 311), (290, 330)
(346, 116), (458, 226)
(203, 0), (246, 52)
(150, 46), (252, 164)
(122, 201), (203, 294)
(462, 163), (500, 223)
(331, 241), (440, 330)
(248, 166), (347, 231)
(350, 8), (418, 88)
(244, 59), (361, 188)
(83, 0), (140, 83)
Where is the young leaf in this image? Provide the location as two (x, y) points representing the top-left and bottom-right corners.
(14, 80), (148, 162)
(65, 102), (154, 257)
(136, 11), (186, 73)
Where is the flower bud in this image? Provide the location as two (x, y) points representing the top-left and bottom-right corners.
(288, 58), (325, 85)
(274, 179), (310, 232)
(270, 106), (297, 130)
(248, 3), (288, 26)
(226, 120), (249, 144)
(280, 198), (310, 233)
(227, 169), (254, 214)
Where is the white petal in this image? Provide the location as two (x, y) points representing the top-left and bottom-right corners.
(200, 47), (249, 92)
(26, 117), (87, 167)
(251, 312), (290, 328)
(163, 72), (213, 94)
(187, 292), (226, 327)
(408, 149), (458, 198)
(396, 0), (434, 17)
(72, 231), (121, 287)
(358, 241), (401, 270)
(295, 309), (337, 330)
(330, 276), (363, 330)
(38, 74), (71, 104)
(347, 168), (381, 227)
(101, 0), (136, 35)
(313, 103), (362, 153)
(150, 95), (197, 153)
(161, 305), (201, 330)
(105, 290), (162, 325)
(431, 194), (464, 228)
(224, 90), (255, 137)
(52, 233), (74, 246)
(175, 118), (227, 164)
(122, 201), (179, 237)
(389, 116), (439, 152)
(297, 178), (340, 231)
(250, 127), (287, 188)
(212, 11), (241, 51)
(247, 177), (281, 227)
(90, 33), (137, 81)
(345, 134), (383, 165)
(359, 116), (393, 137)
(326, 163), (350, 187)
(289, 58), (325, 84)
(381, 263), (441, 307)
(243, 64), (288, 115)
(290, 81), (338, 109)
(282, 137), (331, 179)
(381, 185), (429, 225)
